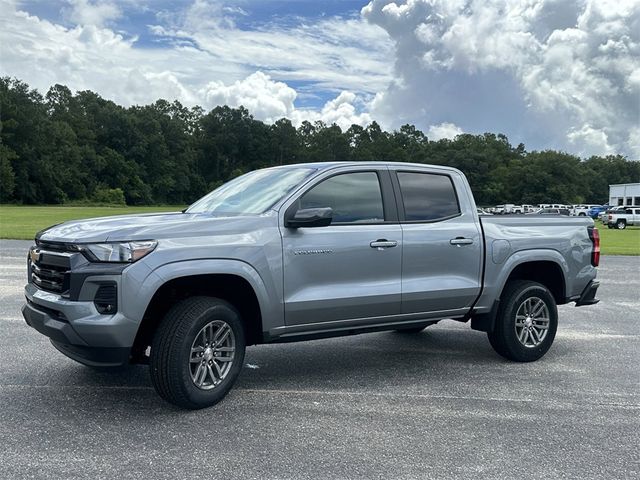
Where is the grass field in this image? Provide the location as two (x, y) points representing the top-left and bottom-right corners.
(596, 223), (640, 255)
(1, 206), (639, 255)
(0, 205), (183, 240)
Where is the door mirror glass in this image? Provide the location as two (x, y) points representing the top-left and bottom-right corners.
(285, 207), (333, 228)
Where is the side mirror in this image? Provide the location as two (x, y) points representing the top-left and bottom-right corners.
(285, 207), (333, 228)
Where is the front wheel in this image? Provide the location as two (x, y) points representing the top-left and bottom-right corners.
(616, 220), (626, 229)
(150, 297), (246, 409)
(487, 280), (558, 362)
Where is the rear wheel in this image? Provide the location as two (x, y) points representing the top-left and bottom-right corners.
(150, 296), (245, 409)
(487, 280), (558, 362)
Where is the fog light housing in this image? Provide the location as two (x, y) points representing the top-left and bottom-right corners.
(94, 283), (117, 314)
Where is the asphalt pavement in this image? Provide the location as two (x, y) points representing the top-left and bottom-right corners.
(1, 239), (638, 479)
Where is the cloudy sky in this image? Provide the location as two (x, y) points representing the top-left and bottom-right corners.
(1, 0), (638, 158)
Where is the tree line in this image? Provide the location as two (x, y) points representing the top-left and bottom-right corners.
(1, 77), (638, 207)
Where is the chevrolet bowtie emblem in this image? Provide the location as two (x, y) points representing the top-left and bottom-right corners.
(30, 248), (41, 263)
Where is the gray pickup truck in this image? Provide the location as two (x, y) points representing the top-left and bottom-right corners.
(22, 162), (601, 409)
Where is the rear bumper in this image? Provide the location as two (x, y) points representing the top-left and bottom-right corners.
(575, 280), (600, 307)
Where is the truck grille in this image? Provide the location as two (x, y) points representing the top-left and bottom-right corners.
(29, 247), (73, 295)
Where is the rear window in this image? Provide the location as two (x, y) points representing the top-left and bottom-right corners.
(397, 172), (460, 221)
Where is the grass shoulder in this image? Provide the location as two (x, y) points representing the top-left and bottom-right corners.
(0, 205), (184, 240)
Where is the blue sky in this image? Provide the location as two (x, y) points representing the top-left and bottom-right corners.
(1, 0), (638, 158)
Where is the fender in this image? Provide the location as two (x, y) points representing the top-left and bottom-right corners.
(470, 249), (568, 332)
(122, 258), (282, 332)
(495, 248), (569, 299)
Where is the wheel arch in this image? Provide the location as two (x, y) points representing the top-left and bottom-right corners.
(471, 252), (568, 333)
(502, 259), (567, 305)
(130, 260), (275, 361)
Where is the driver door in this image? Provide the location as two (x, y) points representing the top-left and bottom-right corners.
(280, 169), (402, 326)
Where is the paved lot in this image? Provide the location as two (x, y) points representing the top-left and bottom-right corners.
(0, 239), (638, 479)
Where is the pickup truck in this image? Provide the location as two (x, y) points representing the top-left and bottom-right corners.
(22, 162), (601, 409)
(607, 206), (640, 229)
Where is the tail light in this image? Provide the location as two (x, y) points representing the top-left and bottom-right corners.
(588, 227), (600, 267)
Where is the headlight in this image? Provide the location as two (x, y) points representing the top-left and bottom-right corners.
(80, 241), (157, 263)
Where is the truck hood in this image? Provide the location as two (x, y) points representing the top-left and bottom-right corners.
(37, 211), (271, 243)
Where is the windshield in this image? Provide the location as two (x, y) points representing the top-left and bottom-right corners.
(186, 167), (316, 215)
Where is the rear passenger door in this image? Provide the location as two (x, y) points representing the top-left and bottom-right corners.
(390, 168), (483, 316)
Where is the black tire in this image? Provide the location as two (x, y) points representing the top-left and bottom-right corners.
(149, 296), (246, 409)
(607, 224), (614, 229)
(487, 280), (558, 362)
(616, 220), (626, 230)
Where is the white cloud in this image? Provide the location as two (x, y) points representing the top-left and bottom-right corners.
(201, 72), (371, 130)
(567, 124), (614, 156)
(201, 72), (296, 122)
(427, 122), (463, 141)
(0, 0), (388, 129)
(156, 7), (394, 95)
(65, 0), (121, 27)
(292, 91), (373, 131)
(363, 0), (640, 158)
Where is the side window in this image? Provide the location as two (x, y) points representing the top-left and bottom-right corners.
(397, 172), (461, 221)
(299, 172), (385, 223)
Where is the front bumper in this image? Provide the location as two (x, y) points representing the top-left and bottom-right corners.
(22, 301), (129, 366)
(23, 282), (138, 367)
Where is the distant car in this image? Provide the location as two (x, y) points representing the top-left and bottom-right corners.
(512, 204), (535, 214)
(477, 208), (493, 215)
(587, 205), (607, 219)
(573, 204), (601, 216)
(528, 208), (571, 215)
(599, 206), (624, 223)
(607, 207), (640, 229)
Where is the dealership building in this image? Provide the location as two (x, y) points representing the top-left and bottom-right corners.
(609, 183), (640, 206)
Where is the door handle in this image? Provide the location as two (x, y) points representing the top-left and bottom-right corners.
(450, 237), (474, 246)
(370, 239), (398, 250)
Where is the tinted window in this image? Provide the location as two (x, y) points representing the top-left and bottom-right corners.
(397, 172), (460, 221)
(300, 172), (384, 223)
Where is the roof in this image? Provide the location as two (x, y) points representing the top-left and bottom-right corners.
(275, 161), (462, 173)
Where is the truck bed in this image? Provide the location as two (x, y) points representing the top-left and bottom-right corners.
(473, 214), (597, 314)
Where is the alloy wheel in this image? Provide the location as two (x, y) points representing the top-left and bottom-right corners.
(189, 320), (236, 390)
